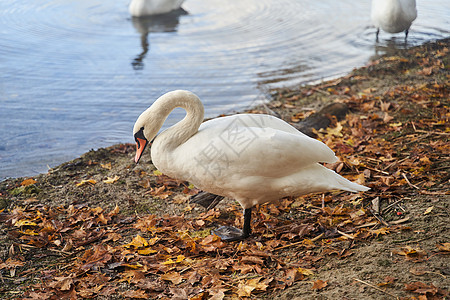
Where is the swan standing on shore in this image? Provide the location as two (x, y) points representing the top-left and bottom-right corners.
(133, 90), (369, 241)
(129, 0), (185, 17)
(371, 0), (417, 39)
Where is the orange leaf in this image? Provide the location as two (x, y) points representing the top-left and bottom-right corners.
(370, 227), (390, 237)
(312, 279), (328, 290)
(21, 178), (37, 186)
(436, 242), (450, 252)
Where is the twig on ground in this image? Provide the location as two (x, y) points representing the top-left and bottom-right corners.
(382, 199), (404, 215)
(370, 209), (390, 227)
(401, 173), (420, 190)
(412, 122), (450, 135)
(336, 230), (355, 240)
(353, 278), (397, 298)
(274, 233), (324, 251)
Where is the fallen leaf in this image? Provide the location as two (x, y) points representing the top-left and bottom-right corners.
(394, 246), (427, 261)
(76, 179), (97, 186)
(237, 282), (255, 297)
(370, 227), (390, 237)
(14, 219), (37, 227)
(297, 267), (314, 276)
(121, 290), (148, 299)
(241, 255), (264, 265)
(325, 122), (343, 137)
(423, 206), (434, 215)
(404, 281), (439, 295)
(103, 175), (120, 184)
(161, 255), (185, 265)
(377, 276), (396, 287)
(21, 178), (37, 186)
(312, 279), (328, 290)
(436, 242), (450, 252)
(410, 267), (427, 276)
(161, 271), (183, 285)
(100, 163), (111, 169)
(123, 235), (149, 249)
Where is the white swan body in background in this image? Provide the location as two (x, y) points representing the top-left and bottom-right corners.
(129, 0), (185, 17)
(371, 0), (417, 38)
(133, 90), (369, 241)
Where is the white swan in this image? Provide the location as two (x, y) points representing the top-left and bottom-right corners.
(371, 0), (417, 39)
(133, 90), (369, 241)
(129, 0), (185, 17)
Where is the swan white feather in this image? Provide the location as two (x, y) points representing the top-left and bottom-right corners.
(133, 90), (369, 210)
(129, 0), (185, 17)
(371, 0), (417, 35)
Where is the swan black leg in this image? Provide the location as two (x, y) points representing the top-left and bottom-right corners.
(213, 208), (252, 242)
(242, 208), (252, 238)
(405, 29), (409, 39)
(376, 28), (380, 41)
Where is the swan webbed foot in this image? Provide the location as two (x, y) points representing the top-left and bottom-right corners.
(213, 225), (249, 242)
(213, 208), (252, 242)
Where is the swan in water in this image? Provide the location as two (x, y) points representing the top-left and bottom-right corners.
(133, 90), (369, 241)
(129, 0), (185, 17)
(371, 0), (417, 39)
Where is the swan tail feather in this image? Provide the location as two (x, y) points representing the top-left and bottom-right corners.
(334, 173), (370, 192)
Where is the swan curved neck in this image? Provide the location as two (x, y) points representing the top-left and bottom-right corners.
(155, 91), (204, 150)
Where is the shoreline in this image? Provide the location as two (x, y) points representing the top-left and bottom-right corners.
(0, 38), (448, 299)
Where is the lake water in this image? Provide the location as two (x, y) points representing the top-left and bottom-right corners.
(0, 0), (449, 180)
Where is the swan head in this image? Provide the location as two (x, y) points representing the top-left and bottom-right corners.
(133, 90), (204, 164)
(133, 104), (163, 164)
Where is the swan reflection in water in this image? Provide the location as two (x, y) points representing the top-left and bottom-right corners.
(130, 8), (188, 70)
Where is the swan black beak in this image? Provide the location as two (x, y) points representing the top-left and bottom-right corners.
(134, 128), (148, 164)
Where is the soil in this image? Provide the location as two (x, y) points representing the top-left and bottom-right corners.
(0, 38), (448, 299)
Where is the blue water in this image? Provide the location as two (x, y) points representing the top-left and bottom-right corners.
(0, 0), (449, 180)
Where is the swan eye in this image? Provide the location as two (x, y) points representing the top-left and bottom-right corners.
(134, 127), (146, 143)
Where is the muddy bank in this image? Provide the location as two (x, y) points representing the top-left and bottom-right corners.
(0, 38), (448, 299)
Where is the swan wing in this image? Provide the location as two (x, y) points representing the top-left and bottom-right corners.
(176, 117), (337, 180)
(199, 114), (307, 136)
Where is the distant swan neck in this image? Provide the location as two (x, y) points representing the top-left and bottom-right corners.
(156, 92), (204, 150)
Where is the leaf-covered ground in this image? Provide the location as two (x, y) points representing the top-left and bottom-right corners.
(0, 39), (448, 300)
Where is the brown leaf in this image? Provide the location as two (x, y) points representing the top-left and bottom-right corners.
(436, 242), (450, 252)
(208, 290), (225, 300)
(121, 290), (148, 299)
(377, 276), (396, 287)
(48, 276), (74, 291)
(410, 267), (427, 276)
(312, 279), (328, 290)
(394, 246), (427, 260)
(285, 268), (303, 286)
(404, 281), (439, 295)
(161, 271), (183, 285)
(241, 255), (264, 265)
(237, 282), (255, 297)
